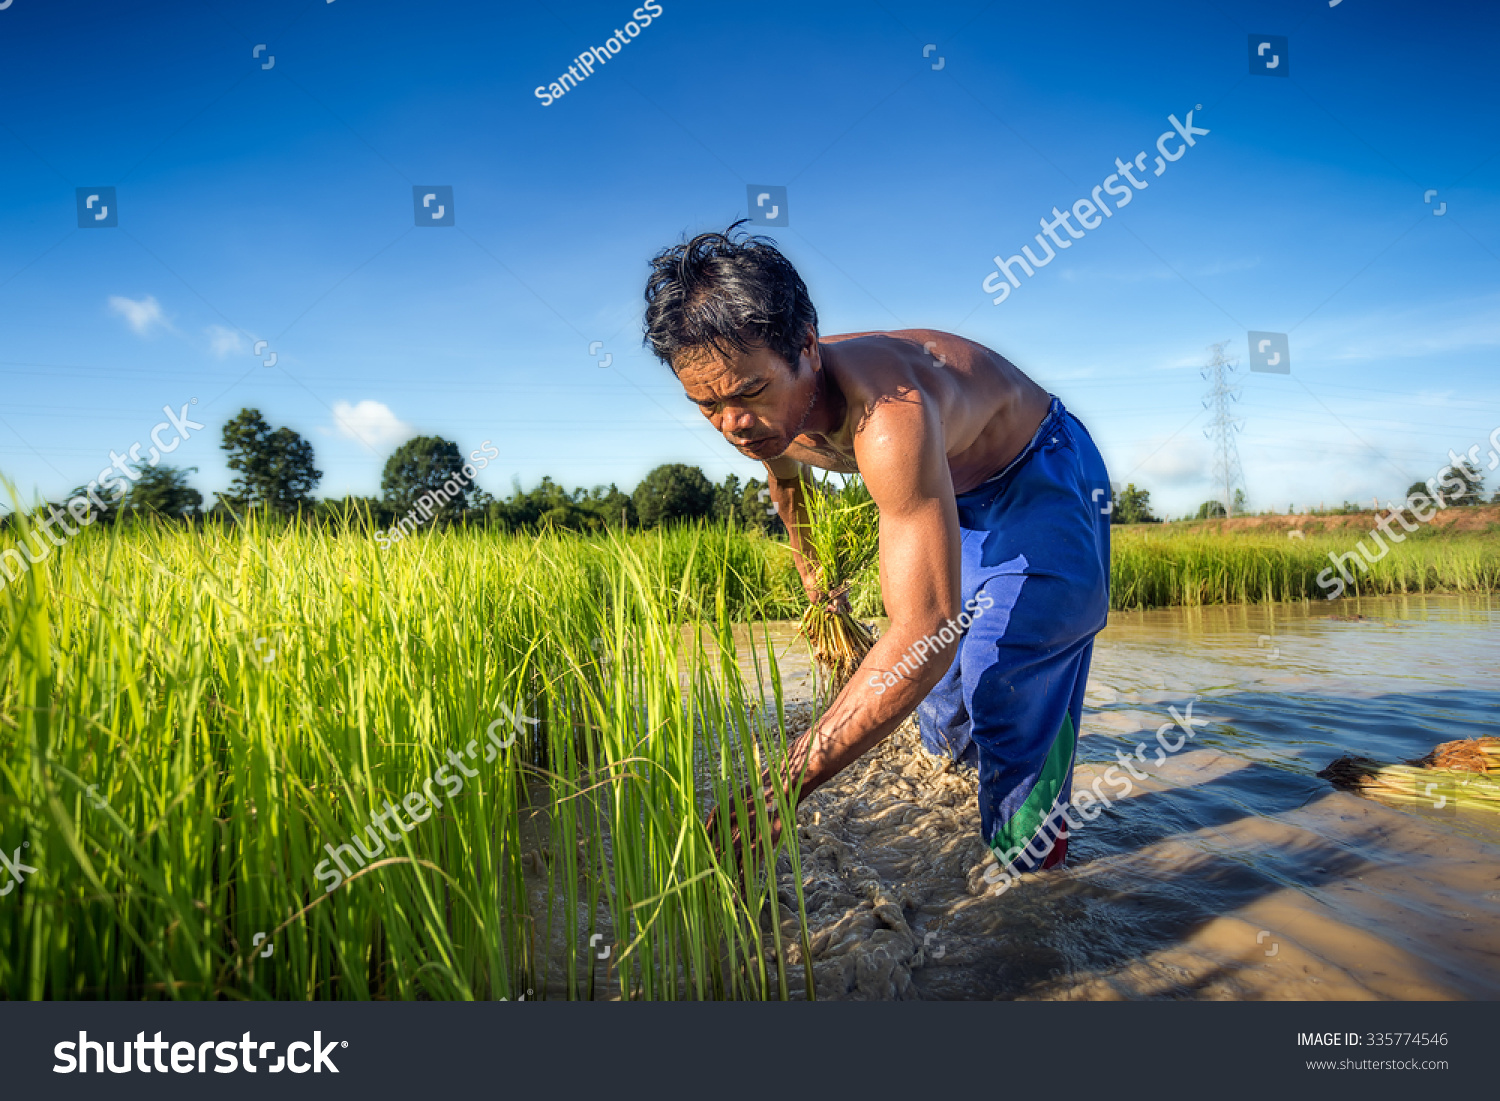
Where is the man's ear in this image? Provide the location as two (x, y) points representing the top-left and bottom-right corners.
(800, 327), (821, 374)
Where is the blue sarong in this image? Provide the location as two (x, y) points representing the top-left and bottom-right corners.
(915, 396), (1111, 873)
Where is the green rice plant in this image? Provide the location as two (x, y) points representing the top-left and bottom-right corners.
(0, 507), (813, 1000)
(5, 485), (1494, 1000)
(789, 475), (881, 696)
(633, 522), (804, 620)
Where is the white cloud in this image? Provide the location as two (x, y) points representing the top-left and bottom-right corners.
(207, 325), (245, 357)
(1123, 434), (1211, 488)
(331, 400), (414, 449)
(107, 294), (168, 336)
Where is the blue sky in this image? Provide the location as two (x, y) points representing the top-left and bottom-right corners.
(1, 0), (1497, 519)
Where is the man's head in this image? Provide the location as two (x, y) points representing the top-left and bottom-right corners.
(644, 222), (821, 461)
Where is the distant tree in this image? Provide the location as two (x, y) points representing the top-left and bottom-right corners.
(712, 473), (743, 523)
(1437, 460), (1485, 507)
(539, 501), (603, 531)
(474, 477), (632, 533)
(632, 464), (714, 528)
(1195, 499), (1227, 520)
(64, 484), (115, 526)
(1401, 465), (1483, 508)
(119, 465), (202, 520)
(64, 467), (202, 525)
(1492, 489), (1500, 505)
(583, 483), (635, 529)
(1232, 488), (1247, 515)
(381, 436), (470, 523)
(502, 476), (565, 530)
(1111, 483), (1156, 525)
(739, 477), (784, 534)
(221, 408), (322, 515)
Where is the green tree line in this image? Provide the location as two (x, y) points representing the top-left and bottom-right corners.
(11, 405), (1494, 535)
(2, 409), (783, 535)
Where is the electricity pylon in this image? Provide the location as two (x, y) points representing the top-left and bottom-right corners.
(1202, 341), (1246, 517)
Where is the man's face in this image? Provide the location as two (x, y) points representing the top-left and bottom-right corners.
(676, 340), (818, 462)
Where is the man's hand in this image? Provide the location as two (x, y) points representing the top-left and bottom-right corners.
(703, 782), (788, 900)
(704, 783), (784, 862)
(803, 581), (851, 616)
(703, 735), (817, 883)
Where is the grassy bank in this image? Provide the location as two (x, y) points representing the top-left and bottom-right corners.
(1108, 526), (1500, 609)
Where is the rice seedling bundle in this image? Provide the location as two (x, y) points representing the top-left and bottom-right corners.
(1319, 737), (1500, 813)
(791, 475), (881, 696)
(1412, 735), (1500, 773)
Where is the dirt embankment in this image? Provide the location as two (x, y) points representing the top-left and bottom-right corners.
(1152, 505), (1500, 536)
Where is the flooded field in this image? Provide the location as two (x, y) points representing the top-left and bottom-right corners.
(767, 594), (1500, 1000)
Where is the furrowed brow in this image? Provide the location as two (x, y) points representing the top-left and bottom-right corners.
(687, 378), (766, 407)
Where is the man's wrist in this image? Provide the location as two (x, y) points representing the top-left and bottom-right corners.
(778, 731), (822, 798)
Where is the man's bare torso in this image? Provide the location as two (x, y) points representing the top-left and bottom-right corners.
(771, 329), (1053, 495)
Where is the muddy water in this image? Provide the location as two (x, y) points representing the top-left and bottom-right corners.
(769, 594), (1500, 1001)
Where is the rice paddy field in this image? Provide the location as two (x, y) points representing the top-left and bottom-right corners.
(1, 517), (1498, 1000)
(0, 519), (817, 1000)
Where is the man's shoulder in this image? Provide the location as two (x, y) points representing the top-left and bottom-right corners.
(832, 339), (943, 432)
(848, 373), (942, 478)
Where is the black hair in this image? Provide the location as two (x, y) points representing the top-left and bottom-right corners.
(643, 220), (818, 372)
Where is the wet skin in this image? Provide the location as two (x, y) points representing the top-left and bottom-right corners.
(676, 328), (1052, 852)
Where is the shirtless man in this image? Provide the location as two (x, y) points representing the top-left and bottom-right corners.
(643, 223), (1111, 877)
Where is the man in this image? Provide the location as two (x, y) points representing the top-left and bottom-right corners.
(643, 222), (1111, 876)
